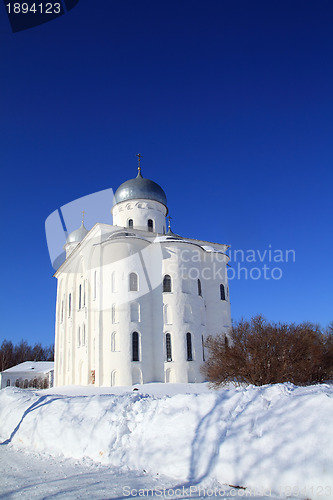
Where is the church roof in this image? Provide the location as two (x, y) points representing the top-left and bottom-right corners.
(114, 169), (167, 207)
(66, 222), (88, 244)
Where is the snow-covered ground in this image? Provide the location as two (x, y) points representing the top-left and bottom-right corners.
(0, 382), (332, 500)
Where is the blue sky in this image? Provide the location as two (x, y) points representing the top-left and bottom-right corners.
(1, 0), (332, 347)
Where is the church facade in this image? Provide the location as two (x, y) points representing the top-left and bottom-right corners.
(54, 165), (231, 387)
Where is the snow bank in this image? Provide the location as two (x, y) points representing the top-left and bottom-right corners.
(0, 383), (332, 499)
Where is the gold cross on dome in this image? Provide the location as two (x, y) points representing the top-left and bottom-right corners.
(81, 210), (85, 224)
(136, 153), (142, 173)
(167, 215), (172, 230)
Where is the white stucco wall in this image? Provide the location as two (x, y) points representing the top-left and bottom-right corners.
(112, 199), (167, 234)
(54, 221), (231, 388)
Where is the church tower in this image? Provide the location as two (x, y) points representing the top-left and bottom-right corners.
(112, 155), (168, 233)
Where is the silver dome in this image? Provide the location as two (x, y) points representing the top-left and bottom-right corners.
(66, 222), (88, 244)
(114, 171), (167, 207)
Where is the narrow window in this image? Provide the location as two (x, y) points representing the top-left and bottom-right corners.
(198, 279), (202, 296)
(79, 284), (82, 309)
(128, 219), (133, 228)
(83, 281), (86, 307)
(132, 331), (139, 361)
(111, 370), (117, 386)
(24, 379), (28, 389)
(220, 284), (226, 301)
(186, 332), (193, 361)
(83, 324), (86, 346)
(202, 335), (205, 362)
(78, 327), (81, 347)
(163, 274), (172, 293)
(69, 293), (72, 317)
(148, 219), (153, 232)
(166, 333), (172, 362)
(111, 332), (118, 352)
(6, 379), (10, 387)
(60, 300), (64, 323)
(15, 379), (20, 388)
(225, 335), (229, 347)
(129, 272), (138, 291)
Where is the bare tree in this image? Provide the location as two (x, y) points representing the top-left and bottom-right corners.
(0, 340), (14, 372)
(0, 339), (54, 371)
(202, 316), (333, 387)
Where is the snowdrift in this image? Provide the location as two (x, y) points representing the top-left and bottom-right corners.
(0, 383), (332, 499)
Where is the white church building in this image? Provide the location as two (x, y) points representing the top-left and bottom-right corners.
(54, 162), (231, 387)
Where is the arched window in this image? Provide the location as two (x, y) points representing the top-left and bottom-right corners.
(132, 331), (139, 361)
(225, 335), (229, 348)
(129, 272), (138, 291)
(68, 293), (72, 317)
(128, 219), (133, 228)
(166, 333), (172, 362)
(163, 274), (172, 293)
(24, 379), (28, 389)
(15, 379), (20, 388)
(78, 284), (82, 309)
(6, 379), (10, 387)
(111, 332), (118, 352)
(111, 370), (117, 386)
(147, 219), (154, 232)
(220, 284), (226, 301)
(186, 332), (193, 361)
(198, 279), (202, 296)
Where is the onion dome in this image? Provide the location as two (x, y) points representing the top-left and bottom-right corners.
(114, 168), (167, 207)
(66, 222), (88, 244)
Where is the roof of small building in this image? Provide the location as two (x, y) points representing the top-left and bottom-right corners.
(114, 169), (167, 207)
(1, 361), (54, 374)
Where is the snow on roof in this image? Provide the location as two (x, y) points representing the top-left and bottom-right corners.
(2, 361), (54, 374)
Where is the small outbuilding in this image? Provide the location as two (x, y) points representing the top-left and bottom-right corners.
(0, 361), (54, 389)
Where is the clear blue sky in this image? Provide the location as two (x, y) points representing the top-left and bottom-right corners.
(1, 0), (332, 347)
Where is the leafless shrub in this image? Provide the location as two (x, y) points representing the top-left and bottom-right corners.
(202, 316), (333, 387)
